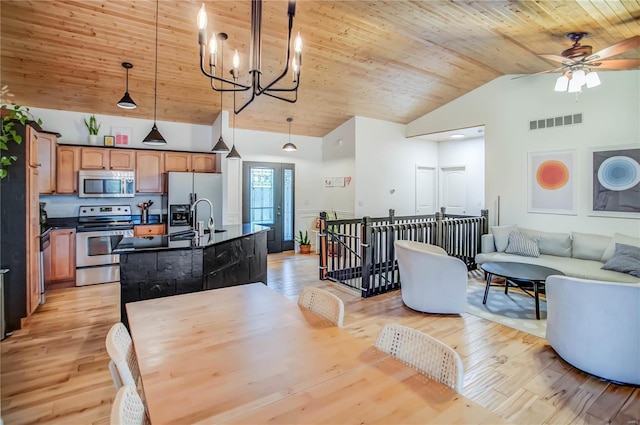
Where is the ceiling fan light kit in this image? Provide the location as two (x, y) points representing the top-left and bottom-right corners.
(143, 0), (167, 146)
(116, 62), (137, 109)
(543, 33), (639, 94)
(197, 1), (303, 114)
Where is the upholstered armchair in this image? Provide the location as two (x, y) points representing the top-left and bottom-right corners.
(546, 275), (640, 385)
(394, 240), (468, 314)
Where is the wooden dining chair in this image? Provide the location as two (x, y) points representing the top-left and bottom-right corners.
(106, 323), (141, 389)
(297, 286), (345, 327)
(375, 323), (464, 393)
(110, 385), (148, 425)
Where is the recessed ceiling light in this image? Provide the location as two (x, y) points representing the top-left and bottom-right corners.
(450, 134), (464, 139)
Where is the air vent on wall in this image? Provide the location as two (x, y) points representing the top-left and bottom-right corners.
(529, 113), (582, 130)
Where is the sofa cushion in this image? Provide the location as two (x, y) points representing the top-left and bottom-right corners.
(602, 233), (640, 262)
(505, 231), (540, 257)
(601, 244), (640, 278)
(475, 252), (640, 284)
(491, 225), (518, 252)
(520, 228), (572, 257)
(572, 232), (611, 261)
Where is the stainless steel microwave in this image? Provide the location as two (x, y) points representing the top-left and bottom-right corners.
(78, 170), (135, 198)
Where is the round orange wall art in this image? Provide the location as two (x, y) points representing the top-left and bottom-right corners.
(536, 160), (569, 190)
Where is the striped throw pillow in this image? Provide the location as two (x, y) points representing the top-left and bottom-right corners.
(505, 231), (540, 257)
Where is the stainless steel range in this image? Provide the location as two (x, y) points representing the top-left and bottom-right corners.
(76, 205), (134, 286)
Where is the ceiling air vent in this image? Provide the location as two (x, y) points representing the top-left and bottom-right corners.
(529, 113), (583, 130)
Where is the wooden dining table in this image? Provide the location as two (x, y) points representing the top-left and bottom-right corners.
(126, 283), (506, 424)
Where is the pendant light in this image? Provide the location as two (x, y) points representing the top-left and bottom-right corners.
(211, 33), (230, 153)
(282, 117), (297, 152)
(143, 0), (167, 146)
(226, 95), (241, 159)
(116, 62), (137, 109)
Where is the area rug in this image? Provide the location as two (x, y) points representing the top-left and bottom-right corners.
(466, 273), (547, 338)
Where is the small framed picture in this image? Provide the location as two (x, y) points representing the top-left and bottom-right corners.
(104, 135), (115, 146)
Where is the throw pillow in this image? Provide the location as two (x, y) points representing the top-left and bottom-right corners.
(505, 231), (540, 257)
(601, 233), (640, 262)
(491, 224), (518, 253)
(601, 243), (640, 278)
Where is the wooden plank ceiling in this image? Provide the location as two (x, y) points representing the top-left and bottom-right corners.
(1, 1), (639, 137)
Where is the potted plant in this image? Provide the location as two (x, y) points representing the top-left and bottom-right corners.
(84, 114), (101, 144)
(323, 210), (342, 257)
(1, 85), (42, 179)
(296, 230), (312, 254)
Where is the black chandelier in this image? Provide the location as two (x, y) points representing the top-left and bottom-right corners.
(197, 0), (302, 114)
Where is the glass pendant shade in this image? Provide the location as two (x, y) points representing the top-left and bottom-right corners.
(226, 144), (241, 159)
(572, 69), (586, 86)
(117, 62), (137, 109)
(585, 71), (601, 88)
(142, 124), (167, 145)
(554, 75), (569, 92)
(568, 77), (582, 93)
(212, 135), (229, 153)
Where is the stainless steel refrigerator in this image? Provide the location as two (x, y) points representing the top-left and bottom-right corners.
(167, 172), (223, 234)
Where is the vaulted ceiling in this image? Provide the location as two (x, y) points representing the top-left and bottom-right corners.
(1, 1), (639, 137)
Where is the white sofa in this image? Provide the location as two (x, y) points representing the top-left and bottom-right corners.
(475, 226), (640, 284)
(394, 240), (467, 314)
(546, 275), (640, 385)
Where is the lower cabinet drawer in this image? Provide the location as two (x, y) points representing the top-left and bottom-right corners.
(134, 224), (166, 236)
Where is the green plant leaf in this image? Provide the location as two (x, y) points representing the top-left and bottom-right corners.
(0, 169), (7, 179)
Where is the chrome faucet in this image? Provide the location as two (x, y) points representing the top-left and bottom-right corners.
(190, 198), (215, 235)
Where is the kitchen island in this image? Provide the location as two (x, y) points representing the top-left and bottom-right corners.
(114, 224), (269, 326)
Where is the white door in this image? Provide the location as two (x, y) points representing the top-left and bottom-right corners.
(440, 166), (467, 215)
(415, 165), (436, 215)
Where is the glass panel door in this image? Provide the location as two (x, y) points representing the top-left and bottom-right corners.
(243, 162), (294, 253)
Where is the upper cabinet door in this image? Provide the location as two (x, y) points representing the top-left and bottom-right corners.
(38, 132), (58, 194)
(135, 151), (164, 193)
(164, 152), (191, 172)
(80, 148), (109, 170)
(56, 146), (80, 194)
(191, 153), (217, 173)
(109, 149), (135, 170)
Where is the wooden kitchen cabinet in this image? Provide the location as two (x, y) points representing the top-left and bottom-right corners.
(134, 224), (166, 237)
(136, 150), (164, 193)
(191, 153), (217, 173)
(27, 126), (41, 315)
(81, 148), (109, 169)
(50, 228), (76, 283)
(164, 152), (191, 172)
(56, 145), (80, 194)
(37, 131), (58, 194)
(109, 149), (135, 170)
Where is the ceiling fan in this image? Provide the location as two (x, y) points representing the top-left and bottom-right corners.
(525, 32), (640, 92)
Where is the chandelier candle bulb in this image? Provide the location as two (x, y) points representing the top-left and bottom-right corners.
(198, 4), (207, 46)
(233, 50), (240, 73)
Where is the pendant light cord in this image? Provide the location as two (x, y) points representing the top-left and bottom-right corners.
(153, 0), (159, 123)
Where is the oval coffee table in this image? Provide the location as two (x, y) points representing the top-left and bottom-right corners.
(481, 262), (564, 320)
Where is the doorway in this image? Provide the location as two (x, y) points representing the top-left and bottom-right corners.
(415, 165), (437, 215)
(242, 162), (295, 253)
(440, 165), (467, 215)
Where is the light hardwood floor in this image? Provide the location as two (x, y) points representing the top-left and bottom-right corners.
(1, 252), (638, 424)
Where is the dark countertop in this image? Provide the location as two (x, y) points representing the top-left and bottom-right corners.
(40, 215), (166, 235)
(114, 224), (270, 253)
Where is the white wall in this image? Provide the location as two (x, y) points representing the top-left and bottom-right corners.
(217, 124), (323, 245)
(438, 136), (485, 216)
(407, 71), (640, 237)
(355, 117), (439, 218)
(321, 118), (356, 218)
(29, 107), (213, 152)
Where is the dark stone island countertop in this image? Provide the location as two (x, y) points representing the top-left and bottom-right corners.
(113, 224), (270, 253)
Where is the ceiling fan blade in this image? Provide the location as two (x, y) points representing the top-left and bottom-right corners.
(538, 54), (574, 65)
(511, 67), (564, 80)
(589, 58), (640, 70)
(586, 35), (640, 61)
